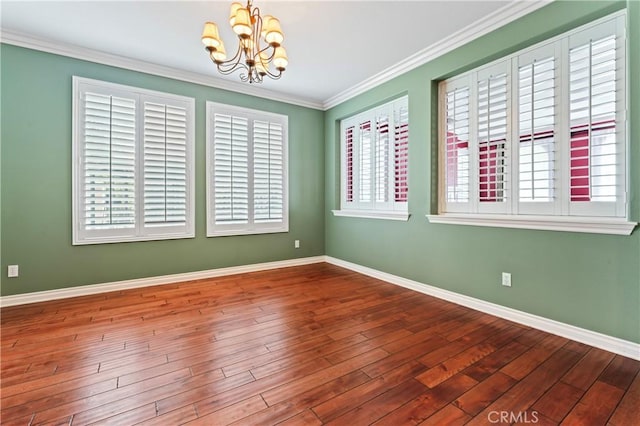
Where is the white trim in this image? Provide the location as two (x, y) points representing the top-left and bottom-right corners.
(0, 29), (324, 111)
(332, 210), (410, 222)
(0, 256), (325, 308)
(325, 256), (640, 361)
(3, 255), (638, 359)
(322, 0), (553, 109)
(426, 214), (637, 235)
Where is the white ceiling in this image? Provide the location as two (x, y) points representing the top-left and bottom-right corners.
(1, 1), (547, 109)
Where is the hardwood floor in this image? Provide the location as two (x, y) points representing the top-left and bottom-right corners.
(1, 263), (638, 425)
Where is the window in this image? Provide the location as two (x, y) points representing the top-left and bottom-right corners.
(433, 12), (636, 235)
(334, 96), (409, 220)
(206, 102), (288, 236)
(72, 77), (195, 245)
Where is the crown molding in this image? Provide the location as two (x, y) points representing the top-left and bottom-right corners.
(322, 0), (553, 110)
(1, 0), (552, 111)
(0, 29), (324, 110)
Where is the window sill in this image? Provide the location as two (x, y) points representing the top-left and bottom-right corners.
(207, 226), (289, 238)
(426, 214), (637, 235)
(73, 232), (195, 245)
(332, 210), (410, 221)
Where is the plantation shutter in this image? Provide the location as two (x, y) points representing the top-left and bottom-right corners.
(213, 113), (249, 225)
(74, 77), (194, 244)
(436, 12), (630, 232)
(358, 120), (372, 204)
(207, 102), (288, 236)
(338, 96), (409, 216)
(477, 64), (509, 213)
(345, 126), (355, 203)
(517, 45), (558, 215)
(443, 80), (471, 210)
(82, 92), (136, 231)
(254, 120), (284, 223)
(143, 101), (188, 227)
(568, 16), (625, 217)
(394, 102), (409, 203)
(375, 112), (389, 204)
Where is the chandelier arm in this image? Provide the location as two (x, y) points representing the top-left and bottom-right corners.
(257, 44), (275, 60)
(216, 63), (250, 76)
(216, 42), (244, 71)
(262, 68), (283, 80)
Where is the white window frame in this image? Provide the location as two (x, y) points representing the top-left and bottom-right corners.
(72, 77), (195, 245)
(333, 96), (410, 221)
(206, 102), (289, 237)
(430, 11), (636, 235)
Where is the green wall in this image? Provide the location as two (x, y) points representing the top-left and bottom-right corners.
(325, 0), (640, 343)
(0, 45), (325, 296)
(1, 0), (638, 345)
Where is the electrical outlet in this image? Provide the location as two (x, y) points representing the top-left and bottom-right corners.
(294, 240), (300, 249)
(8, 265), (19, 278)
(502, 272), (511, 287)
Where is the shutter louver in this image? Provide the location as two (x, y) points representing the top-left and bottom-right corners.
(213, 113), (249, 224)
(477, 73), (508, 203)
(518, 57), (555, 203)
(83, 93), (136, 230)
(569, 34), (618, 203)
(394, 104), (409, 203)
(359, 121), (372, 203)
(375, 114), (389, 203)
(143, 102), (188, 226)
(445, 87), (470, 203)
(254, 120), (284, 223)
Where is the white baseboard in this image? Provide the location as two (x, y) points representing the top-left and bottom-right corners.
(0, 256), (326, 308)
(325, 256), (640, 361)
(3, 254), (637, 360)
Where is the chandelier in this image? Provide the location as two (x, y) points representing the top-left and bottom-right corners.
(201, 0), (288, 83)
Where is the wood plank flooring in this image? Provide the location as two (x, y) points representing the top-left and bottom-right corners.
(1, 263), (638, 425)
